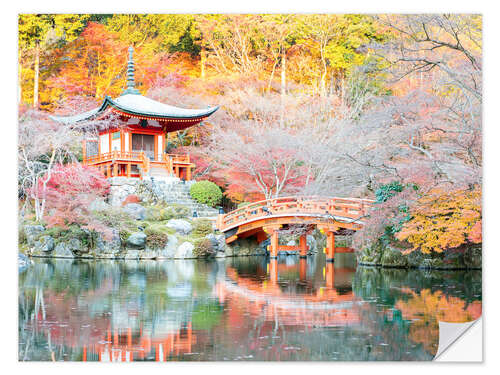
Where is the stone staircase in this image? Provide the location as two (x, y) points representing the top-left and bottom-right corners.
(148, 177), (219, 218)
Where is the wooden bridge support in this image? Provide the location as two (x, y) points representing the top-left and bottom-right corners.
(299, 234), (308, 258)
(325, 262), (335, 288)
(326, 231), (335, 262)
(264, 225), (281, 258)
(299, 258), (307, 281)
(269, 259), (278, 284)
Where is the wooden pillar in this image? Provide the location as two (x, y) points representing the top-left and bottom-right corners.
(326, 231), (335, 262)
(264, 225), (281, 258)
(299, 234), (308, 258)
(113, 163), (118, 177)
(299, 258), (307, 281)
(83, 346), (87, 362)
(270, 230), (279, 258)
(269, 258), (278, 284)
(106, 164), (111, 178)
(127, 163), (131, 178)
(82, 140), (87, 164)
(325, 262), (335, 288)
(174, 165), (179, 178)
(186, 166), (192, 181)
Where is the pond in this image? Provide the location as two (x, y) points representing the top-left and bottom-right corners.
(18, 254), (482, 361)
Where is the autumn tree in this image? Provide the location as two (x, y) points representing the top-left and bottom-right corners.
(18, 14), (90, 107)
(37, 164), (110, 236)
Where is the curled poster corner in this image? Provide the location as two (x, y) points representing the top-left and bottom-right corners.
(434, 317), (482, 361)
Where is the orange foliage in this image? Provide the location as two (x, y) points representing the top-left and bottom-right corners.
(395, 289), (481, 354)
(396, 187), (482, 253)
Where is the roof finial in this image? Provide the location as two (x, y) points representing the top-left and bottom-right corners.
(121, 46), (140, 95)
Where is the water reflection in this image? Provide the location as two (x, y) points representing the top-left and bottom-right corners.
(19, 255), (481, 361)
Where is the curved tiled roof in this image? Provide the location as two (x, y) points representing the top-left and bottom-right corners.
(50, 94), (219, 125)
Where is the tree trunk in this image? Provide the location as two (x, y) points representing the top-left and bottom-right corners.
(200, 47), (206, 80)
(280, 47), (286, 128)
(33, 45), (39, 108)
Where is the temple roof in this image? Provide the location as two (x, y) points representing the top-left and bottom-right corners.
(50, 95), (219, 124)
(50, 46), (219, 125)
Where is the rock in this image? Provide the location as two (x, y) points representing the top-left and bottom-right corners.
(53, 243), (75, 258)
(140, 249), (159, 259)
(307, 235), (317, 254)
(123, 203), (146, 220)
(464, 245), (482, 269)
(18, 253), (31, 272)
(123, 250), (141, 259)
(67, 238), (84, 253)
(167, 219), (193, 235)
(158, 235), (178, 259)
(381, 247), (408, 268)
(95, 229), (121, 254)
(127, 232), (147, 249)
(89, 199), (110, 212)
(34, 235), (55, 253)
(215, 251), (226, 258)
(226, 237), (263, 256)
(24, 225), (45, 246)
(175, 241), (194, 259)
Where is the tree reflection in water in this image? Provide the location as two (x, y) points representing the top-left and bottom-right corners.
(18, 256), (481, 361)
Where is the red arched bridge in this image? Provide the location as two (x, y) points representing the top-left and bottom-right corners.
(216, 196), (374, 261)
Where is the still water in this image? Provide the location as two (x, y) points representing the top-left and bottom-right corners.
(19, 254), (482, 361)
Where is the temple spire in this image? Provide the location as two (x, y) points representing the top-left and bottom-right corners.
(121, 46), (140, 95)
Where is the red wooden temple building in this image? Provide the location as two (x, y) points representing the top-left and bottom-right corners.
(51, 47), (218, 180)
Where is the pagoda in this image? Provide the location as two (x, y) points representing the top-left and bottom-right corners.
(50, 47), (218, 180)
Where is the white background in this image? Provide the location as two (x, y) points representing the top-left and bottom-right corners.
(1, 0), (496, 373)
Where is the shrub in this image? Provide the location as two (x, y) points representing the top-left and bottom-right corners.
(193, 238), (215, 258)
(19, 227), (27, 244)
(145, 205), (174, 221)
(171, 204), (190, 219)
(190, 181), (222, 207)
(192, 219), (213, 237)
(144, 225), (169, 249)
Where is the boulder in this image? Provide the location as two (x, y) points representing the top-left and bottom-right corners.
(175, 241), (194, 259)
(33, 235), (55, 254)
(67, 238), (84, 253)
(95, 229), (121, 254)
(89, 199), (110, 212)
(167, 219), (193, 235)
(127, 232), (147, 249)
(18, 253), (31, 272)
(158, 235), (178, 259)
(24, 225), (45, 246)
(464, 245), (482, 269)
(53, 243), (75, 258)
(307, 235), (318, 254)
(123, 250), (141, 259)
(140, 249), (159, 259)
(380, 247), (409, 268)
(123, 203), (146, 220)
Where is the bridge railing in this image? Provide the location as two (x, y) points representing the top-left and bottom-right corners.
(217, 196), (374, 231)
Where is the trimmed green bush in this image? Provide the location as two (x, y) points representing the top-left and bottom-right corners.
(192, 219), (213, 237)
(190, 181), (222, 207)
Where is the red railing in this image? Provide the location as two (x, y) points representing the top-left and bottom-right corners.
(83, 151), (193, 179)
(216, 196), (374, 232)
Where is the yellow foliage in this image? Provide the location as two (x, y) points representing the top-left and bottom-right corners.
(396, 187), (481, 253)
